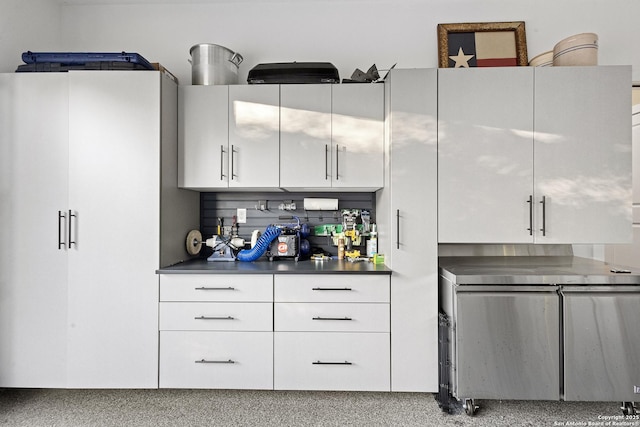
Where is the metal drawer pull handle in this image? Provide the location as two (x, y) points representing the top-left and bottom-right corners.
(312, 361), (352, 365)
(311, 287), (352, 291)
(195, 359), (235, 364)
(312, 316), (353, 321)
(194, 316), (235, 320)
(195, 287), (236, 291)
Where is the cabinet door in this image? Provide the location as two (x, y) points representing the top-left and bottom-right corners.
(280, 84), (332, 189)
(534, 66), (632, 243)
(179, 85), (229, 189)
(229, 85), (280, 188)
(438, 67), (534, 243)
(387, 69), (439, 392)
(67, 71), (160, 388)
(456, 290), (560, 400)
(332, 84), (384, 189)
(562, 289), (640, 401)
(0, 74), (69, 387)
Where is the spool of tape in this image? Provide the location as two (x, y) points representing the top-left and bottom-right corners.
(186, 229), (203, 256)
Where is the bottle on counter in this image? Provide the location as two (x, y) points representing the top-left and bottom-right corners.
(366, 227), (378, 258)
(338, 237), (345, 260)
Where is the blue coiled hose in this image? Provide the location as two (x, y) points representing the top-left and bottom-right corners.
(236, 225), (281, 262)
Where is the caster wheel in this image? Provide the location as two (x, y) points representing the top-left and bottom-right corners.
(464, 398), (478, 416)
(621, 402), (637, 416)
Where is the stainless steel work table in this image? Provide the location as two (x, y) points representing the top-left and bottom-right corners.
(438, 255), (640, 414)
(439, 255), (640, 285)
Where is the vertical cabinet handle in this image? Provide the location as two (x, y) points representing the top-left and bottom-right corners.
(396, 209), (401, 249)
(231, 145), (237, 180)
(220, 145), (226, 180)
(540, 196), (547, 236)
(335, 144), (340, 181)
(58, 210), (66, 249)
(527, 195), (533, 236)
(68, 210), (76, 248)
(325, 144), (329, 180)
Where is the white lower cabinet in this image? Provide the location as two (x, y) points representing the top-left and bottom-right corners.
(159, 274), (274, 389)
(159, 273), (391, 391)
(160, 331), (273, 389)
(273, 274), (391, 391)
(274, 332), (390, 391)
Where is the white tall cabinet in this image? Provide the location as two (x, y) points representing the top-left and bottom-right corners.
(66, 72), (161, 388)
(0, 74), (69, 387)
(0, 71), (198, 388)
(438, 66), (631, 244)
(380, 68), (439, 392)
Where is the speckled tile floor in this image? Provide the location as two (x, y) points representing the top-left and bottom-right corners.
(0, 389), (635, 427)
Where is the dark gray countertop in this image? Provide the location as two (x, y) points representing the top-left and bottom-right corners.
(439, 256), (640, 285)
(157, 258), (392, 275)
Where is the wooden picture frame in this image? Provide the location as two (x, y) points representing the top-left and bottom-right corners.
(438, 21), (528, 68)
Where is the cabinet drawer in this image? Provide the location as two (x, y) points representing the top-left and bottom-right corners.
(274, 332), (390, 391)
(160, 331), (273, 389)
(275, 303), (389, 332)
(159, 302), (272, 331)
(160, 274), (273, 302)
(274, 275), (389, 303)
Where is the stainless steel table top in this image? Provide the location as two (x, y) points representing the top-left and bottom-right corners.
(439, 256), (640, 285)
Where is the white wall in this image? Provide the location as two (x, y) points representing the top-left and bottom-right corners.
(51, 0), (639, 85)
(0, 0), (62, 72)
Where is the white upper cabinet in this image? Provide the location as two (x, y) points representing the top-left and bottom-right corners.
(179, 84), (280, 190)
(280, 84), (332, 189)
(533, 66), (632, 244)
(438, 67), (534, 243)
(438, 66), (632, 244)
(332, 84), (384, 190)
(228, 85), (280, 189)
(179, 85), (229, 189)
(279, 83), (385, 191)
(180, 83), (384, 191)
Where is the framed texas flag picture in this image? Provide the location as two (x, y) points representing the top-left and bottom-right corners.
(438, 21), (528, 68)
